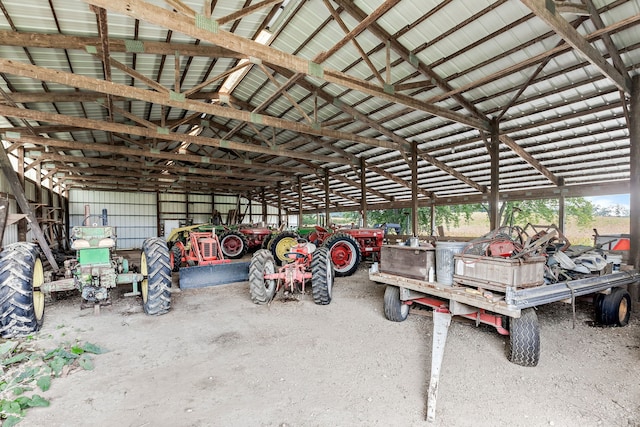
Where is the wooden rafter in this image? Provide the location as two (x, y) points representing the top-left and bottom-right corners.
(522, 0), (629, 93)
(81, 0), (488, 131)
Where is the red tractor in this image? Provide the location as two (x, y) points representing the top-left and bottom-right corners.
(267, 225), (384, 277)
(218, 225), (274, 259)
(249, 240), (333, 305)
(171, 231), (231, 268)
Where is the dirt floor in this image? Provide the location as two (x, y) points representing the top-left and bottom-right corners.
(13, 259), (640, 427)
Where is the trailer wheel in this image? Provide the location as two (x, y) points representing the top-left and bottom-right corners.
(507, 308), (540, 367)
(384, 286), (409, 322)
(0, 243), (45, 338)
(269, 231), (299, 265)
(220, 230), (249, 259)
(249, 249), (277, 304)
(323, 233), (361, 277)
(311, 247), (333, 305)
(141, 238), (172, 315)
(595, 288), (631, 326)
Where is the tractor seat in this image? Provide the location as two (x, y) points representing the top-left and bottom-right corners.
(71, 239), (91, 249)
(98, 238), (116, 248)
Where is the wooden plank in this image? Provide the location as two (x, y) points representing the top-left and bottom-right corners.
(0, 143), (58, 270)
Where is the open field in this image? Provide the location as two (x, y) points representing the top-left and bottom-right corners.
(439, 213), (629, 246)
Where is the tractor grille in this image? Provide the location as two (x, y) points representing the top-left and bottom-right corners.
(200, 238), (217, 259)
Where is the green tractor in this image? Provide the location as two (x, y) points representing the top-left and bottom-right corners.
(0, 225), (172, 338)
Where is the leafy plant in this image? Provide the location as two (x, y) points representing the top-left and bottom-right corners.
(0, 341), (107, 425)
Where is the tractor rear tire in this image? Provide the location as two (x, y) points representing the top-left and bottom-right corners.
(0, 243), (45, 338)
(323, 232), (361, 277)
(311, 247), (333, 305)
(261, 234), (274, 250)
(170, 244), (182, 272)
(595, 288), (631, 326)
(384, 285), (409, 322)
(249, 249), (277, 304)
(269, 231), (300, 266)
(507, 308), (540, 367)
(220, 230), (249, 259)
(141, 238), (172, 315)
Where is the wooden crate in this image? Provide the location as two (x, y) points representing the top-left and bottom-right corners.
(453, 254), (545, 292)
(380, 245), (435, 281)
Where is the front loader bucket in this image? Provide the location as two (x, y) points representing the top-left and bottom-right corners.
(179, 261), (250, 289)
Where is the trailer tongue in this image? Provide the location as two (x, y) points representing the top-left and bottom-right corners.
(370, 226), (639, 424)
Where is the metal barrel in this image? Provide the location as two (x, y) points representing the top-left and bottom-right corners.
(435, 241), (468, 285)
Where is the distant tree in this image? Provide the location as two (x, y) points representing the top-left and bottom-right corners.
(494, 198), (593, 228)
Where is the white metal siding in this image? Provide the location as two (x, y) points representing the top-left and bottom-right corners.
(1, 199), (18, 247)
(69, 190), (157, 249)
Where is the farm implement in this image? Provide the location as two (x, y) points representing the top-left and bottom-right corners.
(166, 224), (251, 289)
(249, 239), (333, 305)
(266, 225), (384, 277)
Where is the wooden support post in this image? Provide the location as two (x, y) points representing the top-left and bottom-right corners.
(430, 203), (436, 236)
(360, 158), (367, 228)
(261, 189), (267, 225)
(629, 75), (640, 303)
(297, 177), (303, 227)
(324, 171), (330, 228)
(277, 182), (282, 227)
(411, 141), (419, 236)
(489, 119), (500, 231)
(156, 192), (161, 237)
(185, 192), (190, 223)
(17, 147), (27, 242)
(558, 192), (565, 235)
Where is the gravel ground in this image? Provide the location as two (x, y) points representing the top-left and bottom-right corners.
(14, 261), (640, 427)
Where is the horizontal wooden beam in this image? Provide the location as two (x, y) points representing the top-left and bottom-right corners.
(82, 0), (489, 131)
(0, 30), (243, 59)
(0, 104), (345, 167)
(34, 153), (292, 181)
(2, 133), (304, 174)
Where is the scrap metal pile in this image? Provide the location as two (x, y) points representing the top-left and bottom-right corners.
(460, 224), (618, 285)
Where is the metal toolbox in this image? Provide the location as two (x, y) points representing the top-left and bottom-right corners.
(453, 254), (545, 291)
(380, 245), (435, 281)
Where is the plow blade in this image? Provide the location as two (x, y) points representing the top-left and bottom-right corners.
(179, 261), (250, 289)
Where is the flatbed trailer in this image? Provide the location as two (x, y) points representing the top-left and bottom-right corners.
(368, 264), (640, 422)
(370, 265), (639, 359)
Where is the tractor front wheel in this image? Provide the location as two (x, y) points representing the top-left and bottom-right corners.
(311, 247), (333, 305)
(249, 249), (278, 304)
(0, 243), (45, 338)
(220, 230), (249, 259)
(323, 233), (361, 277)
(269, 231), (300, 265)
(141, 238), (172, 315)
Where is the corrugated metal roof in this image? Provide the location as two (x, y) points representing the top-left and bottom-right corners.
(0, 0), (637, 212)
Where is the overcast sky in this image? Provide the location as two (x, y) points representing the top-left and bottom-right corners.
(586, 194), (630, 209)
